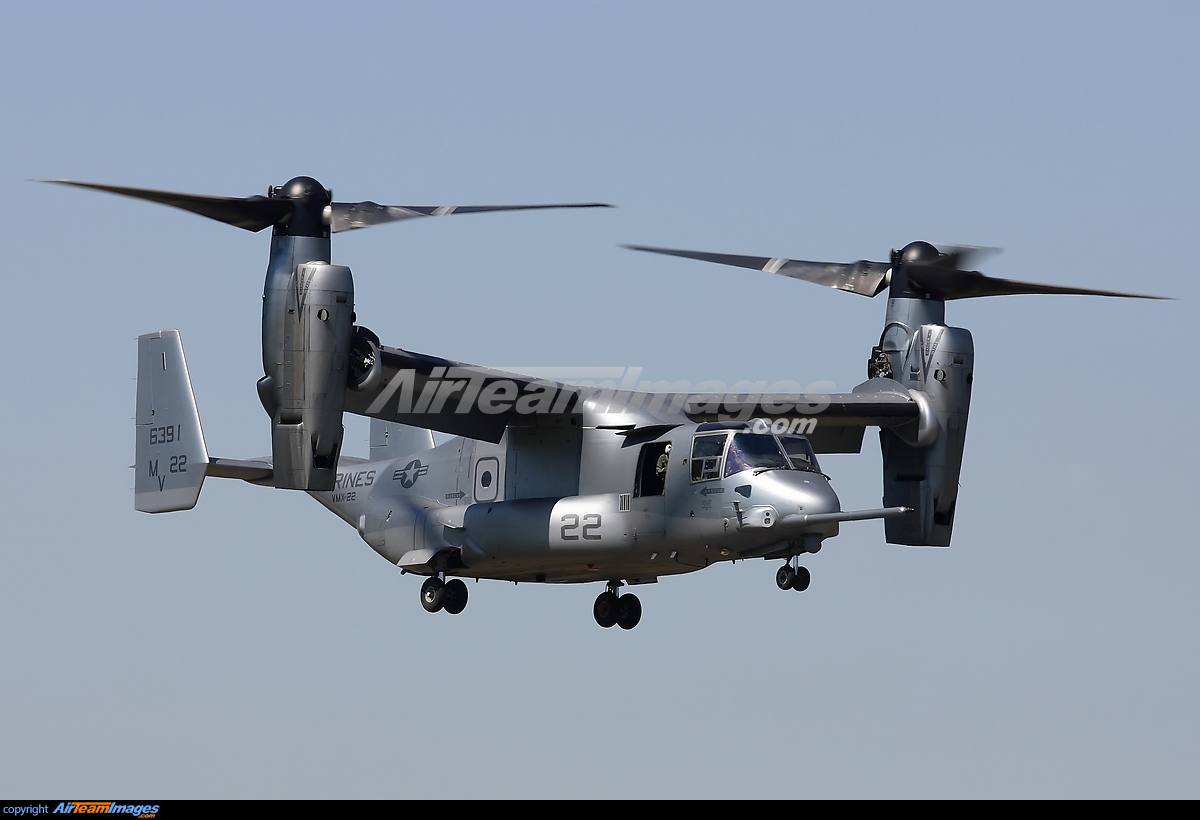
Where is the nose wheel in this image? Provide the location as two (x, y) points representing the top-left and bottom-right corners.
(776, 561), (811, 592)
(594, 581), (642, 629)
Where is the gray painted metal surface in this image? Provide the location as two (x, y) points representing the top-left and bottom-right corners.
(370, 419), (435, 462)
(134, 331), (208, 513)
(136, 330), (907, 584)
(270, 262), (354, 491)
(62, 175), (1169, 627)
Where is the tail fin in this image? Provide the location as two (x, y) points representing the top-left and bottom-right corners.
(369, 418), (435, 462)
(135, 330), (209, 512)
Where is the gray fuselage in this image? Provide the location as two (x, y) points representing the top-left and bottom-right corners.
(309, 422), (841, 584)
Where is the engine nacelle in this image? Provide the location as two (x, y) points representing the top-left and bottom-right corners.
(880, 324), (973, 546)
(267, 262), (354, 490)
(348, 325), (382, 393)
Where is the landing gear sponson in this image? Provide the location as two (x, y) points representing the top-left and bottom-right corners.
(594, 580), (642, 630)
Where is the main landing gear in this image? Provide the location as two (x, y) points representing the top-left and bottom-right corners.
(594, 580), (642, 630)
(775, 559), (811, 593)
(421, 576), (468, 615)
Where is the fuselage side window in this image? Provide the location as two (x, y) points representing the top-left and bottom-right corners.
(690, 433), (728, 482)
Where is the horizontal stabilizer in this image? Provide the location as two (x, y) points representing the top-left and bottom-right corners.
(207, 457), (273, 485)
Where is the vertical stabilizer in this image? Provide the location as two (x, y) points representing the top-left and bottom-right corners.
(135, 330), (209, 512)
(370, 419), (435, 462)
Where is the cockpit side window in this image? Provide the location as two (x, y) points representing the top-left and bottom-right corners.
(779, 435), (821, 473)
(724, 433), (790, 477)
(690, 433), (728, 482)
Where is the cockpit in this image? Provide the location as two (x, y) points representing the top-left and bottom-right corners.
(724, 433), (790, 476)
(689, 422), (822, 482)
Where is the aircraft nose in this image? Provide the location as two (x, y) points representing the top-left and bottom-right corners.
(754, 470), (840, 516)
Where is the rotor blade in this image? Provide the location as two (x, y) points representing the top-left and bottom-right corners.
(39, 180), (293, 232)
(907, 265), (1172, 300)
(623, 244), (891, 296)
(931, 243), (1003, 271)
(331, 201), (612, 233)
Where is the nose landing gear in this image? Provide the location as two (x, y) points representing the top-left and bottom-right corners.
(616, 593), (642, 629)
(594, 580), (642, 629)
(775, 560), (811, 592)
(775, 565), (794, 590)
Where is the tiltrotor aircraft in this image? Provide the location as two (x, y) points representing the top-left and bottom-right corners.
(49, 176), (1166, 630)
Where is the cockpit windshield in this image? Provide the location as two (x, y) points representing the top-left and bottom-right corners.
(779, 435), (821, 473)
(723, 433), (790, 477)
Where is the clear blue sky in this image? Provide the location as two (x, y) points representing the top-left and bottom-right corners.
(1, 2), (1196, 798)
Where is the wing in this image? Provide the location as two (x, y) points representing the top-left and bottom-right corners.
(344, 342), (924, 451)
(343, 346), (587, 442)
(684, 379), (921, 453)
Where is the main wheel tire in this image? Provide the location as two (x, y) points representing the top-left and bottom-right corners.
(443, 579), (468, 615)
(616, 594), (642, 630)
(776, 565), (795, 590)
(593, 591), (619, 628)
(421, 577), (446, 612)
(792, 566), (811, 592)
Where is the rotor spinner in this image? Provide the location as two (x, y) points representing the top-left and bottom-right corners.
(887, 240), (944, 303)
(271, 176), (332, 239)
